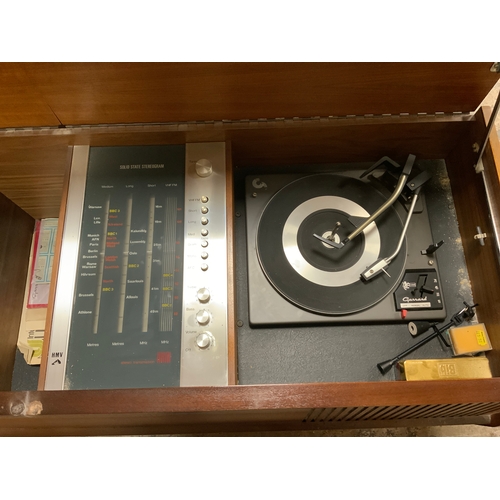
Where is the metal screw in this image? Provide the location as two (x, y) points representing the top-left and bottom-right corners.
(235, 212), (241, 218)
(472, 143), (480, 153)
(10, 403), (25, 416)
(410, 183), (415, 188)
(252, 193), (257, 198)
(428, 260), (434, 266)
(237, 320), (244, 327)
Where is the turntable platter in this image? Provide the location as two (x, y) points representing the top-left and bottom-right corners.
(256, 174), (406, 315)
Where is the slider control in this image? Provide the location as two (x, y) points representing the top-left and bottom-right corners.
(412, 274), (434, 297)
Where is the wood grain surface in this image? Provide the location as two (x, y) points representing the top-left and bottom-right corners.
(1, 63), (498, 127)
(0, 136), (71, 219)
(2, 379), (500, 435)
(0, 65), (60, 128)
(445, 107), (500, 376)
(0, 116), (471, 219)
(1, 64), (500, 434)
(0, 411), (496, 437)
(0, 194), (35, 390)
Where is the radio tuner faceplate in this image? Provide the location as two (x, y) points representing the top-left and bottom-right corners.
(44, 143), (228, 390)
(181, 142), (228, 386)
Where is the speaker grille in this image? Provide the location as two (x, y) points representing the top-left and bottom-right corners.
(303, 402), (500, 423)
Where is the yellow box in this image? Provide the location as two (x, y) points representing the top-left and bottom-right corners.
(399, 357), (492, 381)
(449, 323), (492, 356)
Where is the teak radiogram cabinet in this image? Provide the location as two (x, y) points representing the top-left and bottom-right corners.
(1, 62), (500, 436)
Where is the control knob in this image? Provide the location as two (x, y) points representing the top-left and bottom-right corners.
(196, 309), (211, 325)
(197, 287), (211, 303)
(196, 331), (214, 350)
(195, 159), (213, 178)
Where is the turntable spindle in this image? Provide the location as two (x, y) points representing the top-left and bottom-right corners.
(328, 221), (341, 240)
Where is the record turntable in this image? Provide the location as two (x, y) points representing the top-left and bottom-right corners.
(245, 155), (447, 326)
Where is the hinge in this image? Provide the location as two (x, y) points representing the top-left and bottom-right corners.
(0, 112), (474, 137)
(474, 226), (487, 246)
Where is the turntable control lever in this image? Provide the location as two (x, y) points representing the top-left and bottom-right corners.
(421, 240), (444, 255)
(412, 274), (434, 297)
(412, 275), (426, 296)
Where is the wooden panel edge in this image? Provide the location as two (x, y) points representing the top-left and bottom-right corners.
(487, 411), (500, 427)
(5, 379), (500, 417)
(225, 141), (238, 384)
(477, 106), (500, 374)
(16, 63), (500, 125)
(445, 108), (500, 375)
(37, 146), (74, 390)
(0, 195), (35, 390)
(0, 411), (491, 437)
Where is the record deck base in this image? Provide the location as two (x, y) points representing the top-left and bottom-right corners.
(234, 159), (475, 384)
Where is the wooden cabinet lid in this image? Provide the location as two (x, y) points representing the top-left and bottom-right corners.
(2, 62), (499, 127)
